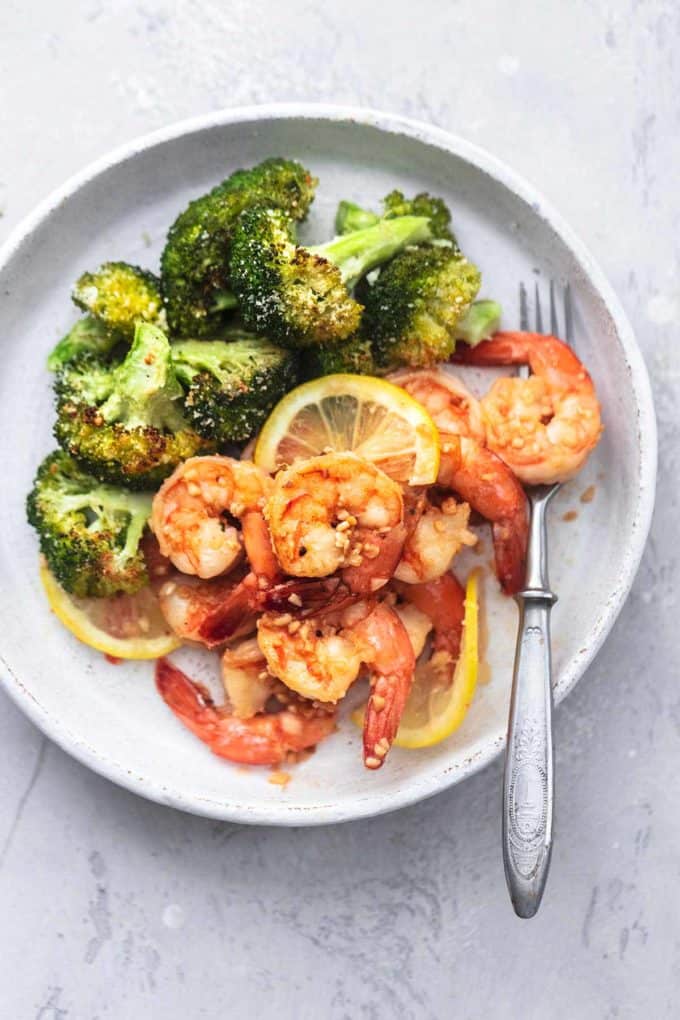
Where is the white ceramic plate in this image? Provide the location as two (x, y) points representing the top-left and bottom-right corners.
(0, 105), (656, 824)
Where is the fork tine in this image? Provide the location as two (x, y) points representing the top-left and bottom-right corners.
(517, 283), (531, 379)
(519, 281), (529, 330)
(534, 281), (543, 333)
(549, 280), (559, 334)
(564, 283), (574, 346)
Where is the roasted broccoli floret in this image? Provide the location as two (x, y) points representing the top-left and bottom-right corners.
(47, 315), (124, 371)
(54, 322), (209, 488)
(335, 190), (455, 242)
(455, 299), (502, 346)
(27, 451), (152, 597)
(229, 206), (432, 348)
(360, 246), (481, 368)
(303, 336), (375, 378)
(72, 262), (165, 338)
(381, 190), (455, 242)
(171, 333), (298, 443)
(161, 158), (317, 338)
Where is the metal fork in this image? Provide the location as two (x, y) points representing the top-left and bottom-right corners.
(502, 281), (573, 918)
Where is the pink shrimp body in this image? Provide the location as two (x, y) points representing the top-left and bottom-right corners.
(257, 598), (415, 769)
(454, 332), (603, 484)
(394, 573), (467, 700)
(158, 570), (261, 648)
(156, 659), (336, 766)
(265, 452), (405, 593)
(439, 435), (528, 596)
(151, 456), (274, 579)
(393, 369), (528, 594)
(395, 495), (475, 583)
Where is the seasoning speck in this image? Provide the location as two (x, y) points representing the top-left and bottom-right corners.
(268, 770), (292, 788)
(562, 510), (578, 522)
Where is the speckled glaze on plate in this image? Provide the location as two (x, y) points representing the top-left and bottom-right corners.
(0, 105), (656, 825)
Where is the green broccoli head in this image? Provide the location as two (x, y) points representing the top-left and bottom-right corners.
(27, 450), (152, 597)
(54, 322), (211, 488)
(171, 333), (299, 443)
(230, 205), (433, 349)
(47, 315), (124, 371)
(160, 157), (317, 338)
(361, 246), (481, 369)
(229, 206), (362, 349)
(381, 190), (456, 242)
(302, 336), (375, 378)
(72, 262), (166, 338)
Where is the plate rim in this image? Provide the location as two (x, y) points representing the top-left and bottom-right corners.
(0, 103), (657, 825)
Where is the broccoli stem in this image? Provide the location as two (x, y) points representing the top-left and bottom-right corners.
(308, 215), (433, 290)
(334, 201), (380, 235)
(60, 489), (152, 561)
(98, 322), (185, 431)
(454, 300), (502, 346)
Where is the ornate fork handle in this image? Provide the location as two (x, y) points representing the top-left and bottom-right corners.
(502, 487), (557, 918)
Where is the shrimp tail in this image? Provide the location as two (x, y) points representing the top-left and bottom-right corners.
(355, 603), (416, 770)
(341, 522), (409, 595)
(396, 573), (465, 659)
(156, 657), (221, 743)
(197, 573), (260, 646)
(493, 517), (528, 597)
(259, 577), (358, 617)
(156, 658), (337, 765)
(363, 670), (413, 770)
(451, 331), (533, 366)
(453, 331), (587, 377)
(442, 438), (528, 596)
(240, 509), (280, 582)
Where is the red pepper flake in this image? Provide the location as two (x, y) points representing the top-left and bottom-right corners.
(105, 654), (122, 665)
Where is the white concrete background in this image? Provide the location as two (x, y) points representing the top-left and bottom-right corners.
(1, 1), (677, 1017)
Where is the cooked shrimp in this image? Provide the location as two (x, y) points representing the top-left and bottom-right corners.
(439, 436), (528, 595)
(389, 368), (486, 441)
(158, 569), (259, 648)
(396, 573), (465, 660)
(395, 603), (433, 658)
(156, 658), (336, 766)
(455, 332), (603, 484)
(258, 599), (415, 768)
(353, 602), (416, 769)
(395, 495), (475, 583)
(151, 456), (276, 580)
(397, 573), (467, 695)
(221, 638), (274, 719)
(265, 452), (405, 593)
(394, 369), (528, 595)
(257, 602), (366, 703)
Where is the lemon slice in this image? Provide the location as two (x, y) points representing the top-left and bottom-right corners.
(40, 563), (182, 660)
(395, 570), (479, 748)
(254, 373), (440, 485)
(351, 570), (479, 748)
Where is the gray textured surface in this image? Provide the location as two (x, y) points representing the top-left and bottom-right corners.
(0, 1), (676, 1017)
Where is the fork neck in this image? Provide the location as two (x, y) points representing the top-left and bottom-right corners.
(522, 488), (559, 597)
